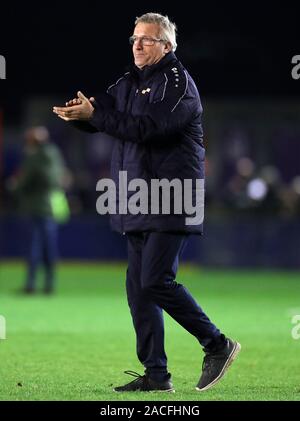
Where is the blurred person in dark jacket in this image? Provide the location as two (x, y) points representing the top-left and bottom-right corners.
(13, 126), (67, 294)
(53, 12), (240, 393)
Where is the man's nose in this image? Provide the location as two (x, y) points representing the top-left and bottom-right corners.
(134, 39), (143, 49)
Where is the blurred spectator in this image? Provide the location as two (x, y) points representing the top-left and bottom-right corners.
(223, 158), (284, 215)
(223, 157), (256, 211)
(279, 176), (300, 217)
(9, 126), (68, 294)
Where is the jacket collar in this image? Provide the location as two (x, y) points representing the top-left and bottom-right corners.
(130, 51), (177, 82)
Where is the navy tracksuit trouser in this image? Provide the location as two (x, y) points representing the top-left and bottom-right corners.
(25, 216), (58, 291)
(126, 232), (224, 381)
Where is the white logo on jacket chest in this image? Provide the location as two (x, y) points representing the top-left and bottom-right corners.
(141, 88), (151, 94)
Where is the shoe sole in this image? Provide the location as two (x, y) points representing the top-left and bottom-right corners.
(195, 341), (241, 392)
(113, 388), (175, 393)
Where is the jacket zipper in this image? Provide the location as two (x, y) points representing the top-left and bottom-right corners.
(121, 84), (139, 235)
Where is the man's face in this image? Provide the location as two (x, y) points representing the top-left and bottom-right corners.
(132, 22), (171, 69)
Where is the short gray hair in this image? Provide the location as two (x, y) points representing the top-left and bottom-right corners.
(135, 13), (177, 51)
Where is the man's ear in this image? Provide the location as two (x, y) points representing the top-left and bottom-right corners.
(164, 42), (172, 54)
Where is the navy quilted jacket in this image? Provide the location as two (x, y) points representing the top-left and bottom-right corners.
(74, 52), (205, 234)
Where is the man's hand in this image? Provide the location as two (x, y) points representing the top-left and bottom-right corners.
(53, 91), (95, 121)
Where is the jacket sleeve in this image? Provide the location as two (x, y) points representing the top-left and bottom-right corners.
(70, 92), (115, 133)
(89, 69), (200, 144)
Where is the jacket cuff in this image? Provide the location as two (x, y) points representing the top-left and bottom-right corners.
(89, 107), (105, 131)
(88, 92), (114, 131)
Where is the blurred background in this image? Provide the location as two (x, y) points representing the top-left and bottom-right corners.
(1, 1), (299, 267)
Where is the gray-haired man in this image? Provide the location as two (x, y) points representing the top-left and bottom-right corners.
(53, 12), (241, 393)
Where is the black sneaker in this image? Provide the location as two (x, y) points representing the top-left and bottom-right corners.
(196, 338), (241, 392)
(43, 286), (54, 295)
(113, 371), (174, 393)
(23, 287), (36, 294)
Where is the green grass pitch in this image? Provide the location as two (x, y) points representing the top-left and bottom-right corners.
(0, 262), (300, 401)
